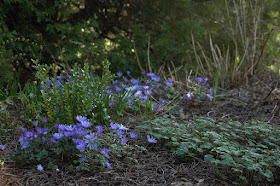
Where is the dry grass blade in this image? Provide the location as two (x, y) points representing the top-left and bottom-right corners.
(132, 39), (144, 72)
(191, 32), (206, 78)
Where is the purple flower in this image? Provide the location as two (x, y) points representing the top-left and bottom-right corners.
(41, 83), (45, 90)
(130, 78), (138, 85)
(80, 157), (87, 162)
(204, 77), (209, 82)
(37, 164), (43, 172)
(95, 126), (103, 135)
(135, 90), (143, 98)
(20, 141), (30, 150)
(140, 95), (148, 100)
(147, 135), (157, 143)
(33, 132), (39, 139)
(123, 76), (128, 82)
(206, 84), (210, 88)
(76, 140), (86, 152)
(121, 138), (128, 144)
(18, 134), (27, 143)
(115, 86), (121, 92)
(109, 102), (115, 108)
(74, 128), (87, 137)
(55, 81), (61, 89)
(46, 79), (52, 84)
(105, 160), (112, 169)
(207, 94), (213, 100)
(112, 80), (118, 84)
(58, 124), (67, 131)
(126, 70), (131, 75)
(51, 137), (59, 144)
(41, 128), (51, 135)
(76, 115), (87, 123)
(130, 132), (138, 139)
(54, 123), (59, 129)
(57, 76), (62, 80)
(117, 129), (125, 136)
(53, 133), (64, 140)
(106, 90), (113, 95)
(146, 72), (155, 77)
(21, 127), (27, 133)
(141, 71), (146, 75)
(105, 159), (111, 169)
(159, 98), (166, 105)
(66, 74), (71, 79)
(72, 138), (84, 145)
(122, 83), (128, 88)
(42, 117), (48, 123)
(42, 137), (47, 142)
(76, 123), (83, 128)
(32, 120), (39, 127)
(25, 131), (34, 139)
(81, 121), (92, 128)
(90, 73), (95, 77)
(210, 87), (216, 95)
(65, 125), (76, 131)
(152, 76), (161, 82)
(144, 89), (152, 96)
(185, 91), (192, 99)
(164, 78), (174, 87)
(100, 147), (109, 157)
(64, 131), (72, 137)
(117, 72), (123, 77)
(85, 133), (98, 150)
(127, 97), (133, 106)
(0, 145), (6, 150)
(195, 77), (203, 83)
(110, 122), (119, 130)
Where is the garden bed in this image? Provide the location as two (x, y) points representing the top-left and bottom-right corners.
(0, 70), (280, 186)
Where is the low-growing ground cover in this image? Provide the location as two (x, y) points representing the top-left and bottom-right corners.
(0, 63), (280, 185)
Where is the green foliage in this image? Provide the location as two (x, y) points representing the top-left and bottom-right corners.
(138, 117), (280, 184)
(0, 0), (209, 76)
(20, 60), (130, 126)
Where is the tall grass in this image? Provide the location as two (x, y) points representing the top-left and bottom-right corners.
(192, 0), (272, 89)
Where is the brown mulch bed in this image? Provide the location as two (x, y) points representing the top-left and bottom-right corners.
(0, 70), (280, 186)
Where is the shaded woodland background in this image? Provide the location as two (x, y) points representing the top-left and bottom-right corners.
(1, 0), (280, 87)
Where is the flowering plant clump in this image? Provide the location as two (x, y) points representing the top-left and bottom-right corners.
(15, 115), (156, 171)
(16, 59), (215, 172)
(23, 59), (214, 128)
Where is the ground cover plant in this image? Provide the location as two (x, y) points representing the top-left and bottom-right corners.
(138, 117), (280, 184)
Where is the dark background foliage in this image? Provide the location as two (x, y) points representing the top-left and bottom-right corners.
(0, 0), (279, 86)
